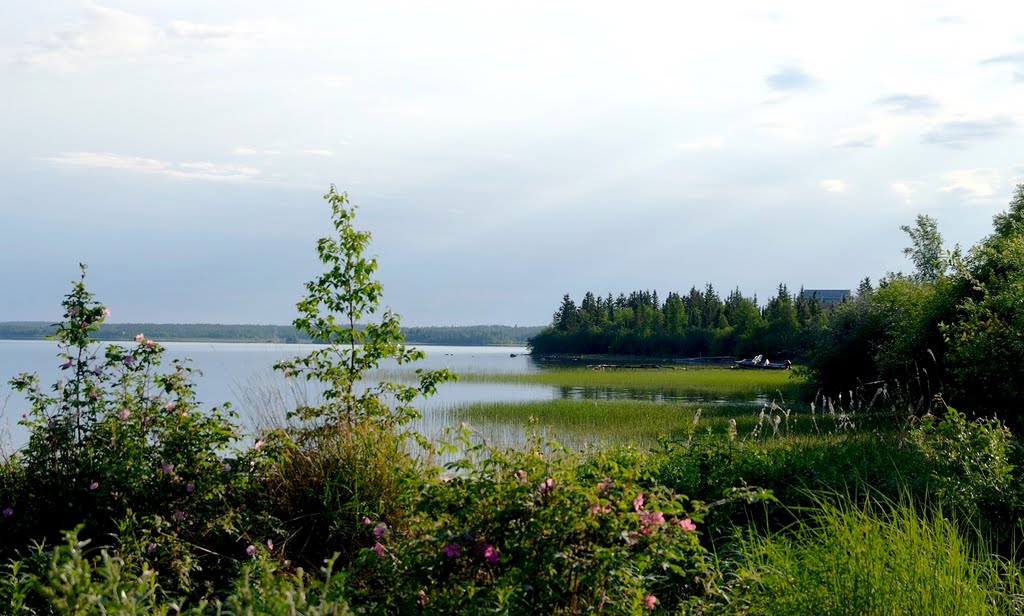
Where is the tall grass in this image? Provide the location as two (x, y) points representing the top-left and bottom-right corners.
(459, 366), (802, 396)
(731, 494), (1024, 615)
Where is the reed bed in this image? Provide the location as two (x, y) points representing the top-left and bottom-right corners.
(458, 366), (803, 396)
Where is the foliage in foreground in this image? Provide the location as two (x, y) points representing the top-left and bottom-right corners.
(4, 185), (1024, 613)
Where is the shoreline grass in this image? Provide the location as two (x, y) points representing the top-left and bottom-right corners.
(458, 366), (805, 396)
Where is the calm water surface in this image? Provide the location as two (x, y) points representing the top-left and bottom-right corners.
(0, 340), (547, 450)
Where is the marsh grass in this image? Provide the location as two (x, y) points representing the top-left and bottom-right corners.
(732, 494), (1024, 615)
(459, 366), (802, 394)
(447, 394), (907, 449)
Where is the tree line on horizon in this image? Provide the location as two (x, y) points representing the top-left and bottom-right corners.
(527, 283), (831, 359)
(0, 322), (543, 346)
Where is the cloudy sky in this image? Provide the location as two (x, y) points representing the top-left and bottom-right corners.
(2, 1), (1023, 326)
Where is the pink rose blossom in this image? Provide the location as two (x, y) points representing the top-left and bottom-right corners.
(644, 594), (658, 610)
(89, 481), (99, 491)
(145, 339), (155, 349)
(164, 402), (174, 412)
(267, 538), (274, 550)
(135, 333), (145, 343)
(146, 542), (157, 554)
(372, 542), (385, 557)
(246, 544), (257, 557)
(119, 408), (131, 420)
(514, 469), (528, 483)
(633, 492), (645, 512)
(373, 522), (388, 538)
(482, 544), (500, 564)
(597, 478), (612, 493)
(442, 542), (461, 558)
(160, 462), (174, 475)
(103, 308), (111, 318)
(253, 439), (265, 450)
(676, 518), (697, 532)
(173, 510), (185, 521)
(417, 589), (428, 607)
(539, 477), (555, 494)
(640, 510), (665, 534)
(362, 517), (372, 526)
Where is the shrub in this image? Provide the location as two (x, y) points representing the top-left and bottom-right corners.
(3, 265), (269, 599)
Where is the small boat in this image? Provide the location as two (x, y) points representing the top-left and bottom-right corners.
(735, 354), (791, 370)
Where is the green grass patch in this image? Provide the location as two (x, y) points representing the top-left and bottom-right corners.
(732, 494), (1024, 615)
(459, 366), (804, 399)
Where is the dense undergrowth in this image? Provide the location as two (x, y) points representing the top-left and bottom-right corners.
(3, 187), (1024, 614)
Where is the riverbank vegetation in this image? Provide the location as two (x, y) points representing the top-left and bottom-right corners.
(3, 186), (1024, 613)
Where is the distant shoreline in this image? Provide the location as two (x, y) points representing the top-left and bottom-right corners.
(0, 322), (544, 347)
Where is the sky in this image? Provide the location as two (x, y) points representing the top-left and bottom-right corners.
(2, 1), (1023, 327)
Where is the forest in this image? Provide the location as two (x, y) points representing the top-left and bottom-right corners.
(533, 184), (1024, 425)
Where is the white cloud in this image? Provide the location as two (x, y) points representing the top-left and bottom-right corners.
(891, 181), (916, 203)
(299, 149), (335, 157)
(15, 1), (160, 71)
(821, 179), (847, 193)
(46, 152), (259, 182)
(941, 168), (1002, 199)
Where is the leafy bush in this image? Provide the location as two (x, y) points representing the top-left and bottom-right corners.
(347, 432), (715, 614)
(2, 266), (268, 598)
(262, 186), (455, 568)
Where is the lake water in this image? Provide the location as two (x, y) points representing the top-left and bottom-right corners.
(0, 340), (549, 450)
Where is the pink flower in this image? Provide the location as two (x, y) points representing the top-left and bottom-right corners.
(88, 389), (100, 399)
(442, 542), (461, 558)
(119, 408), (131, 420)
(69, 306), (80, 316)
(103, 308), (111, 318)
(146, 542), (157, 554)
(222, 463), (232, 472)
(123, 355), (136, 366)
(676, 518), (697, 532)
(372, 542), (386, 557)
(89, 481), (99, 491)
(2, 507), (13, 518)
(373, 522), (388, 538)
(160, 462), (174, 475)
(597, 478), (613, 493)
(514, 469), (528, 483)
(135, 333), (145, 343)
(245, 544), (256, 557)
(417, 589), (428, 607)
(633, 492), (645, 512)
(267, 538), (274, 550)
(145, 339), (155, 349)
(482, 544), (500, 564)
(253, 439), (265, 451)
(61, 358), (73, 370)
(186, 482), (195, 493)
(164, 402), (174, 412)
(539, 477), (555, 494)
(640, 510), (665, 534)
(362, 517), (373, 526)
(644, 594), (658, 610)
(173, 510), (185, 521)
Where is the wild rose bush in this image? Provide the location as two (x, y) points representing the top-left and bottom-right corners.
(2, 266), (271, 597)
(347, 435), (714, 614)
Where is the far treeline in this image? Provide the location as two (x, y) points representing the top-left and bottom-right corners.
(0, 322), (543, 346)
(533, 185), (1024, 423)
